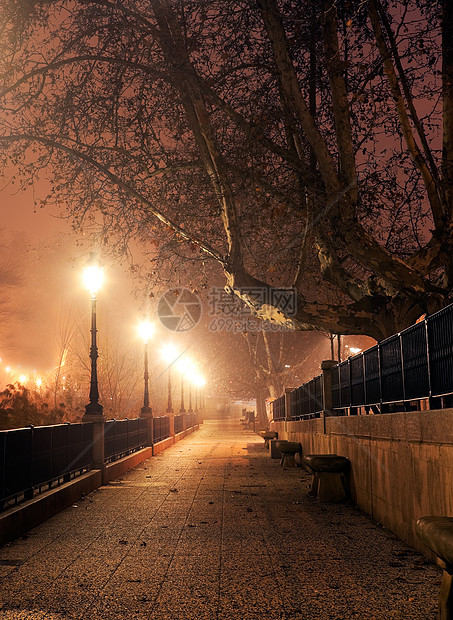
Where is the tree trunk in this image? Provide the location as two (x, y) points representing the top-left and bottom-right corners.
(255, 387), (268, 430)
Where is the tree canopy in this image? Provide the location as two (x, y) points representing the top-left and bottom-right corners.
(0, 0), (451, 340)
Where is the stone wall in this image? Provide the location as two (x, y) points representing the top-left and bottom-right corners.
(271, 410), (453, 555)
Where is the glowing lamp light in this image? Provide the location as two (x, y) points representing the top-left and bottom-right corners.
(138, 321), (153, 343)
(36, 378), (43, 388)
(83, 264), (104, 297)
(161, 343), (179, 364)
(19, 374), (27, 384)
(349, 347), (362, 355)
(184, 361), (197, 380)
(194, 375), (206, 387)
(176, 356), (190, 374)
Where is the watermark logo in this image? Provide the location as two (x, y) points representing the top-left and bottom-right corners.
(207, 287), (296, 332)
(157, 286), (297, 332)
(157, 288), (202, 332)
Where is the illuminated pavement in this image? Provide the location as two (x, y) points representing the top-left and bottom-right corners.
(0, 419), (440, 619)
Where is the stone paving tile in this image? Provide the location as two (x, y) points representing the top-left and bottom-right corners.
(0, 419), (442, 620)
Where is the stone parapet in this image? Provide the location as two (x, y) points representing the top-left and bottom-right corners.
(273, 409), (453, 557)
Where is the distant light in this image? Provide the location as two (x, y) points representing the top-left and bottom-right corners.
(349, 347), (361, 355)
(161, 343), (179, 363)
(19, 375), (27, 384)
(284, 364), (291, 368)
(138, 321), (153, 343)
(176, 356), (191, 374)
(36, 378), (43, 388)
(5, 366), (11, 373)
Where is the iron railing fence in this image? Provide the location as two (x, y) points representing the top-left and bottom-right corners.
(272, 303), (453, 420)
(1, 410), (199, 511)
(185, 411), (199, 429)
(104, 418), (148, 463)
(0, 423), (93, 510)
(271, 395), (285, 421)
(289, 375), (323, 420)
(153, 416), (170, 443)
(174, 413), (184, 435)
(331, 304), (453, 412)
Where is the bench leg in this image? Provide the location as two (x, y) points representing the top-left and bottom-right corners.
(438, 564), (453, 620)
(308, 473), (319, 497)
(281, 453), (296, 467)
(269, 440), (282, 459)
(317, 472), (346, 503)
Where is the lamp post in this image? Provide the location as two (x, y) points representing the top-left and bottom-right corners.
(193, 375), (206, 423)
(82, 257), (105, 471)
(188, 380), (193, 413)
(138, 321), (153, 417)
(83, 260), (104, 417)
(161, 344), (179, 414)
(183, 360), (197, 413)
(184, 362), (204, 426)
(138, 320), (154, 446)
(180, 373), (185, 413)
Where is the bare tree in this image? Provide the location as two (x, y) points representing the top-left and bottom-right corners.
(0, 1), (451, 340)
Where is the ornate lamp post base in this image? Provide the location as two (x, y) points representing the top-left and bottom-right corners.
(84, 402), (104, 417)
(140, 405), (152, 417)
(140, 405), (153, 447)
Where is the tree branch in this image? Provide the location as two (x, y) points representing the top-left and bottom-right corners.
(0, 133), (226, 264)
(321, 0), (358, 202)
(368, 0), (445, 227)
(442, 0), (453, 220)
(152, 0), (245, 270)
(257, 0), (342, 195)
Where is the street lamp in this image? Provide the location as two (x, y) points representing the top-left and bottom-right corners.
(183, 359), (198, 414)
(194, 375), (206, 413)
(176, 357), (189, 413)
(83, 258), (104, 416)
(161, 344), (178, 414)
(138, 321), (154, 417)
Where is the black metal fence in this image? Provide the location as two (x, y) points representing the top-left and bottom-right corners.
(104, 418), (148, 463)
(1, 423), (93, 510)
(153, 415), (170, 443)
(272, 303), (453, 420)
(0, 409), (200, 512)
(291, 375), (323, 419)
(271, 395), (286, 421)
(331, 304), (453, 412)
(174, 413), (184, 435)
(186, 411), (197, 429)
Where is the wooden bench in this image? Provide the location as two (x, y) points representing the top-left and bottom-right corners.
(302, 454), (350, 502)
(416, 516), (453, 619)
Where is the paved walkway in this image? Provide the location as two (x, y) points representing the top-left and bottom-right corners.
(0, 420), (441, 620)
